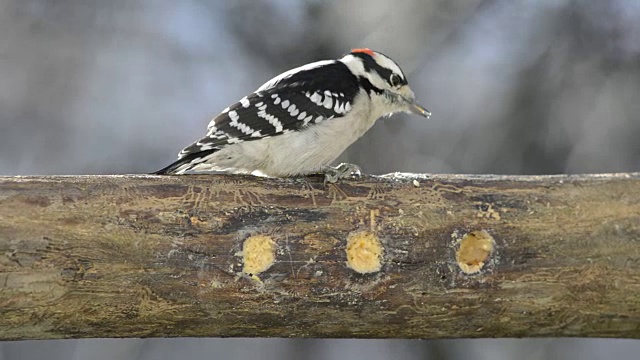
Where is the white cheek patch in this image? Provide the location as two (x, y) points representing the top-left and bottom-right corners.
(365, 73), (388, 93)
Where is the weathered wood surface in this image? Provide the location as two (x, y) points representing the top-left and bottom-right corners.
(0, 173), (639, 340)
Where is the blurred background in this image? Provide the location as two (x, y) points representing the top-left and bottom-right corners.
(0, 0), (639, 359)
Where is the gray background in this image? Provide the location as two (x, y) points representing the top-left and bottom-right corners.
(1, 0), (639, 359)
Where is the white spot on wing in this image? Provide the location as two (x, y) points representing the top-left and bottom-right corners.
(240, 97), (250, 108)
(309, 92), (322, 105)
(297, 111), (307, 120)
(334, 101), (342, 114)
(257, 109), (284, 133)
(281, 100), (290, 109)
(235, 122), (253, 135)
(197, 144), (214, 151)
(323, 95), (332, 109)
(209, 131), (226, 139)
(303, 115), (313, 125)
(228, 110), (254, 135)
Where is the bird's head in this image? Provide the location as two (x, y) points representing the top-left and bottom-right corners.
(339, 48), (430, 119)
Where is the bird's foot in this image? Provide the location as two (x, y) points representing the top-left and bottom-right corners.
(323, 163), (362, 184)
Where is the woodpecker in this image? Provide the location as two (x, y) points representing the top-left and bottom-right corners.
(153, 48), (430, 181)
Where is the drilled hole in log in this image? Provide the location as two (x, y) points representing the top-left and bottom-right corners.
(456, 230), (495, 274)
(346, 231), (383, 274)
(242, 235), (276, 276)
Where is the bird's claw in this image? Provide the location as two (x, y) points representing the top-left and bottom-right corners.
(323, 163), (362, 184)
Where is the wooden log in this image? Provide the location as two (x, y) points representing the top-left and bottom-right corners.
(0, 173), (639, 340)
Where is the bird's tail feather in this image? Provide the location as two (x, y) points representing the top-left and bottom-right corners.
(151, 150), (216, 175)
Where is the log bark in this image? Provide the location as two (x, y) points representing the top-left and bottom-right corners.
(0, 173), (639, 340)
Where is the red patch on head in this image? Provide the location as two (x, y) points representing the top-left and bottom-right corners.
(351, 48), (375, 57)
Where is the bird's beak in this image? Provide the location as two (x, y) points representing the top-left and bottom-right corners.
(408, 100), (431, 118)
(398, 86), (430, 118)
(402, 95), (431, 118)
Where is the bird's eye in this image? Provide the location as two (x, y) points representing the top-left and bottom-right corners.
(390, 74), (401, 87)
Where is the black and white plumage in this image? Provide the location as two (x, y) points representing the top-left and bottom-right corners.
(153, 48), (430, 177)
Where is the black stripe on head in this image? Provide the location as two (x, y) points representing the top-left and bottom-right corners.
(357, 76), (383, 96)
(350, 51), (408, 87)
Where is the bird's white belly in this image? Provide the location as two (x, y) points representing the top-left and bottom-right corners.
(206, 95), (376, 176)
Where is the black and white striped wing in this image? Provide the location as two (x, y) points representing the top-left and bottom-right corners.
(178, 89), (351, 157)
(151, 61), (361, 175)
(177, 61), (360, 159)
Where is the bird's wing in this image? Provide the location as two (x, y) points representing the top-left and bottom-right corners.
(177, 61), (360, 159)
